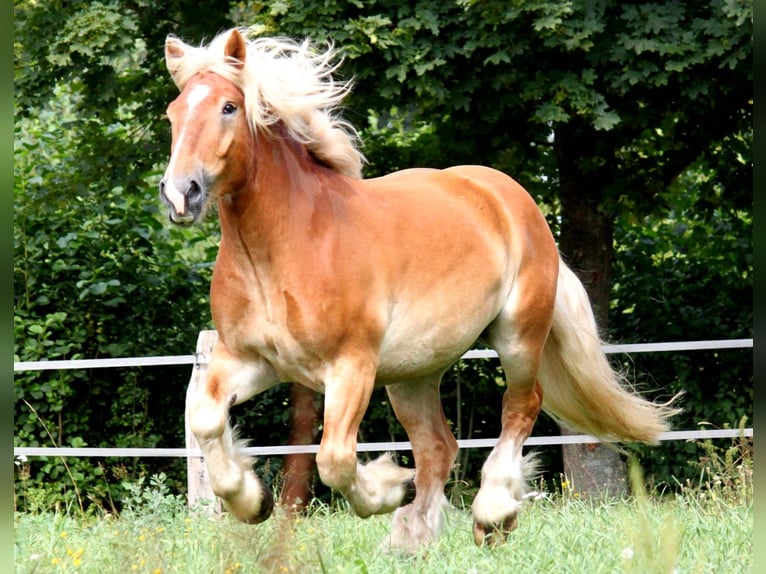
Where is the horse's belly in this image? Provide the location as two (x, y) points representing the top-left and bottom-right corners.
(375, 344), (469, 383)
(374, 299), (498, 384)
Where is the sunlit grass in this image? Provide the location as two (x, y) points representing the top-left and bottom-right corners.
(15, 490), (751, 573)
(15, 434), (752, 573)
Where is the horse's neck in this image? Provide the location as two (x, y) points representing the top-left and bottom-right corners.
(216, 133), (340, 263)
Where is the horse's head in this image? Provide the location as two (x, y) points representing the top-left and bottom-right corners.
(160, 28), (365, 224)
(159, 30), (251, 225)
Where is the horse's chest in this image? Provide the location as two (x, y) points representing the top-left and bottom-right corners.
(212, 280), (344, 384)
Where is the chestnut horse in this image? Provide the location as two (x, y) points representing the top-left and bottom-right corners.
(159, 28), (677, 551)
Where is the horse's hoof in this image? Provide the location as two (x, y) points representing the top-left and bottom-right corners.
(401, 478), (417, 506)
(244, 486), (274, 524)
(472, 513), (518, 547)
(223, 483), (274, 524)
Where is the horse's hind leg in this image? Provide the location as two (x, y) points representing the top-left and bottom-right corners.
(187, 344), (279, 523)
(471, 378), (543, 545)
(385, 375), (458, 553)
(280, 384), (321, 513)
(471, 278), (554, 546)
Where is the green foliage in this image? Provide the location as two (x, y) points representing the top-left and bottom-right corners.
(676, 418), (752, 507)
(242, 0), (751, 194)
(13, 68), (216, 512)
(14, 0), (751, 511)
(609, 155), (752, 486)
(120, 473), (187, 522)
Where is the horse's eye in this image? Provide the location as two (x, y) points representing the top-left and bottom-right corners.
(222, 102), (237, 115)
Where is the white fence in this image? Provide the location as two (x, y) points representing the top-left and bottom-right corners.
(14, 332), (753, 504)
(14, 332), (754, 457)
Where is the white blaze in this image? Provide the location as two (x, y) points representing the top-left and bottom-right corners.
(164, 84), (211, 215)
(186, 83), (211, 109)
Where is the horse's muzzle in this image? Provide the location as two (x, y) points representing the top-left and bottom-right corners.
(159, 178), (203, 225)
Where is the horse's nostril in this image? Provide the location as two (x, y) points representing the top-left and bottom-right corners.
(188, 180), (203, 204)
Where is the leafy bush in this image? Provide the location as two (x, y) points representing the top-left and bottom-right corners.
(610, 162), (752, 488)
(13, 84), (216, 512)
(121, 473), (187, 522)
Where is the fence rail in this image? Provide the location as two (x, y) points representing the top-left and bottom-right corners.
(14, 333), (753, 508)
(13, 338), (753, 372)
(13, 336), (753, 459)
(13, 428), (754, 459)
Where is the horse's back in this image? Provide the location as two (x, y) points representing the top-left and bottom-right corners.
(363, 165), (557, 290)
(368, 165), (548, 237)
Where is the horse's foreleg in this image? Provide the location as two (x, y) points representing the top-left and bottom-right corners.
(315, 358), (414, 518)
(385, 376), (458, 552)
(187, 347), (279, 523)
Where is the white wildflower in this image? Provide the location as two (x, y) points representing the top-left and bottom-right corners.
(522, 490), (548, 501)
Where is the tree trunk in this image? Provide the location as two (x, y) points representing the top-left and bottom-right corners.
(281, 384), (321, 512)
(555, 127), (627, 499)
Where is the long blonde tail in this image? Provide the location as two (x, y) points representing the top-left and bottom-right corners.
(538, 259), (680, 444)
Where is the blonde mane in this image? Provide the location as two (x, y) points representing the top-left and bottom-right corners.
(166, 28), (365, 178)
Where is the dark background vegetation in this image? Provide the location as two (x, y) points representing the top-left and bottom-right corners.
(14, 1), (751, 512)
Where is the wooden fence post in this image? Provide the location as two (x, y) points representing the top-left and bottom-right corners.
(186, 329), (222, 513)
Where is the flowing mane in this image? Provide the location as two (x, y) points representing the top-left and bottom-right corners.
(165, 28), (365, 178)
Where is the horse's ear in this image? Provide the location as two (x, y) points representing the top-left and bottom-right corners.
(224, 29), (246, 70)
(165, 36), (186, 87)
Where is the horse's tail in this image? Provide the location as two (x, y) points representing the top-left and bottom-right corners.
(537, 258), (680, 444)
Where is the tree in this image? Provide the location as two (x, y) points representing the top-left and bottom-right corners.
(14, 1), (235, 189)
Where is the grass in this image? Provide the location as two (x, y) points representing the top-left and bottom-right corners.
(15, 432), (752, 573)
(14, 485), (751, 573)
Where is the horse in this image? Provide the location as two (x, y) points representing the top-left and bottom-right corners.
(159, 27), (678, 552)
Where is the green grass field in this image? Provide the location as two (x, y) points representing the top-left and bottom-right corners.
(15, 436), (752, 573)
(14, 484), (751, 574)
